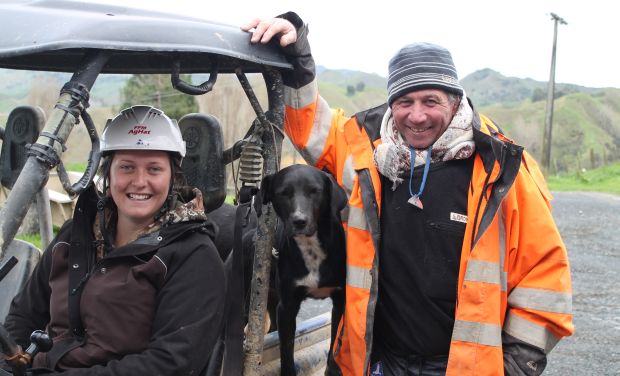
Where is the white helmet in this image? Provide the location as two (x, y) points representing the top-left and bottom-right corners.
(100, 105), (186, 158)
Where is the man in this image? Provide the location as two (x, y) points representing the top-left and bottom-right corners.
(244, 13), (573, 376)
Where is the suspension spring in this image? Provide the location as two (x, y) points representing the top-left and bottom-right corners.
(238, 142), (263, 188)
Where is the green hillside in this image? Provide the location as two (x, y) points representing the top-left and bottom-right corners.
(461, 68), (597, 106)
(480, 89), (620, 172)
(316, 68), (386, 115)
(317, 68), (620, 174)
(0, 69), (128, 114)
(1, 66), (619, 175)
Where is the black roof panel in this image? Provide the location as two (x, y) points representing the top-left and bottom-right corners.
(0, 0), (292, 74)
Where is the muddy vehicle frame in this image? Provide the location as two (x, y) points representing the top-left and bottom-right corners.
(0, 2), (329, 375)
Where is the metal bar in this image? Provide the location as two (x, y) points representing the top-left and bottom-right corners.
(261, 312), (331, 363)
(35, 189), (53, 249)
(0, 50), (110, 258)
(261, 339), (330, 376)
(0, 256), (18, 282)
(235, 68), (270, 132)
(0, 158), (50, 257)
(243, 67), (285, 376)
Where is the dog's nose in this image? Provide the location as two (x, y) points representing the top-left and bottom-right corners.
(292, 217), (307, 230)
(291, 211), (308, 230)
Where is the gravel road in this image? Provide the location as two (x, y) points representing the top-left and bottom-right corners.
(298, 191), (620, 375)
(546, 192), (619, 375)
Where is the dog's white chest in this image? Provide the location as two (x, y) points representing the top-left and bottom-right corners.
(293, 234), (326, 289)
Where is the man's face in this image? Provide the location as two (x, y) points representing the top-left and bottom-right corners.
(391, 89), (460, 149)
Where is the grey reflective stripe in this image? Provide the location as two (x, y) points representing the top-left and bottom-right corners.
(463, 259), (501, 285)
(504, 312), (560, 353)
(508, 287), (572, 314)
(347, 206), (367, 231)
(342, 155), (355, 196)
(340, 206), (350, 223)
(498, 204), (508, 291)
(356, 169), (381, 375)
(299, 96), (332, 166)
(284, 80), (317, 109)
(500, 271), (507, 292)
(347, 265), (372, 290)
(451, 320), (502, 347)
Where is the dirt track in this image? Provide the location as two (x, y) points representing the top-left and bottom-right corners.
(299, 191), (620, 375)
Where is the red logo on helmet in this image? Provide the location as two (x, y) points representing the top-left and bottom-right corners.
(128, 125), (151, 135)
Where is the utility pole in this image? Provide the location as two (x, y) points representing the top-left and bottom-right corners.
(541, 12), (567, 173)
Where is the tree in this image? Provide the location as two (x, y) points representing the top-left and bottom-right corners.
(346, 85), (356, 97)
(120, 74), (198, 120)
(27, 75), (61, 113)
(531, 87), (546, 102)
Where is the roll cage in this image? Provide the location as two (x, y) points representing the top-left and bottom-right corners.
(0, 2), (329, 375)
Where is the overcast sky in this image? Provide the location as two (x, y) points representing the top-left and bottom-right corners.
(94, 0), (616, 89)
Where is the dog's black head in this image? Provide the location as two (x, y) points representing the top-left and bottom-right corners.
(257, 165), (348, 236)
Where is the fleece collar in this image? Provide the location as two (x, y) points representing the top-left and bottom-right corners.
(93, 188), (207, 259)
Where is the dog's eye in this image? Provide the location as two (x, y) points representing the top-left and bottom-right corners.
(277, 188), (294, 198)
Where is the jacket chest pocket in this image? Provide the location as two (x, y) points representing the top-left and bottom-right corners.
(79, 260), (164, 353)
(421, 219), (465, 302)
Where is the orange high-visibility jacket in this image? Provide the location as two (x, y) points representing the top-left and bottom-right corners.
(283, 80), (573, 375)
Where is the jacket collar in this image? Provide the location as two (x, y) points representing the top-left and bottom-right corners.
(471, 103), (500, 171)
(71, 185), (214, 260)
(469, 102), (524, 247)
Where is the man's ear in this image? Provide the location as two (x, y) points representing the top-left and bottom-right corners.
(254, 174), (273, 217)
(451, 95), (462, 116)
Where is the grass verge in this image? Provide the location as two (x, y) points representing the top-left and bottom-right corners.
(14, 233), (43, 250)
(547, 163), (620, 195)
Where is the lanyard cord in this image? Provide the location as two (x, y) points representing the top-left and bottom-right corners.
(408, 145), (432, 202)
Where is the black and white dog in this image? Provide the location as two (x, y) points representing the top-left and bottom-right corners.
(259, 164), (347, 376)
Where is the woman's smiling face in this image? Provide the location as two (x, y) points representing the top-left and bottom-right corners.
(109, 150), (172, 228)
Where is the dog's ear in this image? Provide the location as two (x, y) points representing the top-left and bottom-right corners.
(255, 174), (273, 217)
(326, 172), (348, 213)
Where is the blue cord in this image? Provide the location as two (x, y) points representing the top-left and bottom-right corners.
(408, 146), (432, 202)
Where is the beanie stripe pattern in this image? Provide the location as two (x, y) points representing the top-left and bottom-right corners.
(387, 43), (463, 105)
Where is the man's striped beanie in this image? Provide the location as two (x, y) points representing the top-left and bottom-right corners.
(387, 42), (464, 105)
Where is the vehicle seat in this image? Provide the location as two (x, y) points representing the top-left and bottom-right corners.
(179, 113), (226, 213)
(0, 106), (45, 189)
(0, 240), (41, 322)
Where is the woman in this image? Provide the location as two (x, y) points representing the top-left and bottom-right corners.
(5, 105), (226, 375)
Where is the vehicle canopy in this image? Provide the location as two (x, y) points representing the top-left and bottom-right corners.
(0, 2), (306, 375)
(0, 0), (292, 73)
